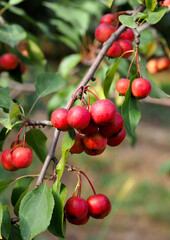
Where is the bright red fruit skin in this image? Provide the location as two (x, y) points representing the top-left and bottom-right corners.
(66, 214), (90, 225)
(0, 53), (19, 70)
(78, 119), (98, 135)
(12, 147), (33, 168)
(118, 39), (133, 58)
(106, 41), (122, 58)
(69, 133), (84, 154)
(84, 146), (105, 156)
(100, 14), (117, 25)
(100, 113), (124, 137)
(87, 194), (111, 219)
(83, 131), (107, 151)
(131, 78), (151, 99)
(51, 108), (72, 131)
(1, 149), (18, 171)
(95, 24), (116, 43)
(90, 99), (117, 125)
(107, 128), (126, 146)
(115, 78), (130, 96)
(67, 106), (90, 130)
(65, 197), (89, 223)
(119, 28), (135, 42)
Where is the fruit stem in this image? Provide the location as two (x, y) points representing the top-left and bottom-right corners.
(87, 88), (90, 110)
(86, 85), (100, 100)
(80, 170), (96, 195)
(136, 51), (142, 78)
(81, 87), (86, 107)
(14, 124), (27, 147)
(126, 52), (136, 80)
(27, 97), (40, 119)
(67, 86), (83, 110)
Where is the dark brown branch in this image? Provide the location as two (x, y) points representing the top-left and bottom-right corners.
(36, 4), (146, 186)
(11, 217), (19, 225)
(26, 119), (53, 127)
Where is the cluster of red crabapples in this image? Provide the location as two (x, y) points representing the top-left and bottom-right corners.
(1, 141), (33, 171)
(51, 86), (126, 156)
(147, 57), (170, 74)
(65, 193), (111, 225)
(95, 13), (135, 58)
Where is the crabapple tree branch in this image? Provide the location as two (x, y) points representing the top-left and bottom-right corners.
(36, 4), (146, 186)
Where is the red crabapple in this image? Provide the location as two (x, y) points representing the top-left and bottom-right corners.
(78, 119), (98, 135)
(115, 78), (130, 96)
(118, 39), (133, 58)
(69, 133), (84, 154)
(157, 57), (169, 71)
(147, 59), (158, 74)
(90, 99), (117, 125)
(131, 78), (151, 99)
(119, 28), (135, 42)
(67, 106), (91, 130)
(87, 194), (111, 219)
(100, 13), (117, 25)
(51, 108), (72, 131)
(99, 113), (124, 137)
(95, 24), (116, 43)
(0, 53), (19, 70)
(83, 131), (107, 151)
(106, 41), (122, 58)
(1, 149), (18, 171)
(107, 128), (126, 147)
(12, 147), (33, 168)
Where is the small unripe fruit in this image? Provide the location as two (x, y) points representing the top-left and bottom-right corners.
(0, 53), (19, 70)
(69, 133), (84, 154)
(107, 128), (126, 146)
(115, 78), (130, 96)
(65, 197), (89, 224)
(1, 149), (18, 171)
(67, 106), (91, 130)
(83, 131), (107, 151)
(118, 39), (133, 58)
(131, 78), (151, 99)
(100, 113), (124, 137)
(106, 41), (122, 58)
(12, 147), (33, 168)
(87, 194), (111, 219)
(51, 108), (72, 131)
(119, 28), (135, 42)
(147, 59), (158, 74)
(90, 99), (117, 125)
(95, 24), (116, 43)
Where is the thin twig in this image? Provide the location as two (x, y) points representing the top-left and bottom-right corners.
(36, 4), (146, 186)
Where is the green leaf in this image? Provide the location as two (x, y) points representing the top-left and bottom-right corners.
(0, 128), (10, 151)
(0, 24), (26, 47)
(0, 202), (3, 239)
(0, 179), (15, 195)
(27, 39), (45, 66)
(103, 52), (130, 98)
(9, 225), (22, 240)
(48, 182), (67, 238)
(119, 15), (137, 28)
(121, 77), (141, 137)
(2, 205), (11, 239)
(0, 90), (13, 109)
(35, 72), (66, 98)
(139, 58), (169, 98)
(56, 129), (75, 189)
(0, 118), (11, 130)
(145, 0), (157, 11)
(9, 103), (20, 120)
(9, 0), (25, 5)
(146, 7), (168, 25)
(25, 129), (48, 163)
(11, 177), (35, 216)
(19, 184), (54, 240)
(58, 54), (81, 78)
(107, 0), (114, 8)
(158, 160), (170, 175)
